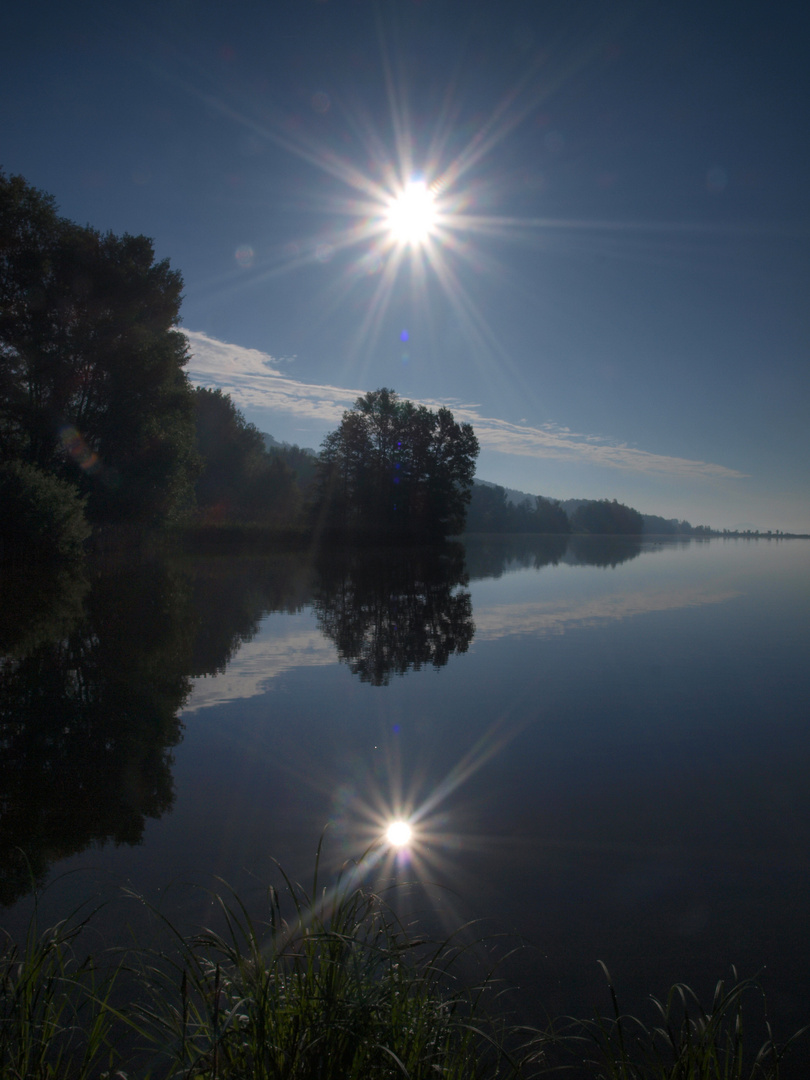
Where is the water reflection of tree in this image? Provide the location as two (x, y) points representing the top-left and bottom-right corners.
(463, 534), (643, 580)
(0, 563), (88, 660)
(313, 545), (474, 685)
(565, 535), (643, 568)
(0, 561), (194, 905)
(188, 554), (314, 676)
(463, 535), (569, 580)
(0, 552), (319, 906)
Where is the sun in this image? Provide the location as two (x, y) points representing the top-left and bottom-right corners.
(385, 820), (413, 847)
(385, 180), (437, 246)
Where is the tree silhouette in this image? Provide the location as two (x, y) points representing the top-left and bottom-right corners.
(0, 561), (194, 905)
(313, 389), (478, 540)
(465, 483), (570, 534)
(0, 171), (197, 526)
(193, 387), (300, 525)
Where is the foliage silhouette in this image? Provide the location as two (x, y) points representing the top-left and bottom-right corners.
(0, 460), (91, 563)
(193, 387), (301, 526)
(569, 498), (643, 536)
(0, 171), (197, 526)
(313, 388), (478, 540)
(466, 483), (569, 534)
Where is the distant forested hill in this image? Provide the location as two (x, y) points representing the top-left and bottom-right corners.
(468, 481), (698, 535)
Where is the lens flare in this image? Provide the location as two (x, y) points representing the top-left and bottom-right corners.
(386, 820), (412, 847)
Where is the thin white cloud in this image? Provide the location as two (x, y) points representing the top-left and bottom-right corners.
(472, 585), (741, 642)
(184, 330), (746, 480)
(183, 616), (335, 713)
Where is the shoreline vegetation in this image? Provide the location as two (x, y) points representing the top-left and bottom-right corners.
(4, 414), (807, 565)
(163, 523), (809, 562)
(2, 848), (806, 1080)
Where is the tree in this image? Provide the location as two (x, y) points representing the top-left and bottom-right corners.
(532, 495), (570, 533)
(194, 386), (266, 520)
(569, 498), (643, 535)
(0, 172), (197, 525)
(465, 482), (511, 532)
(193, 387), (301, 525)
(465, 483), (570, 534)
(313, 389), (479, 540)
(0, 460), (91, 562)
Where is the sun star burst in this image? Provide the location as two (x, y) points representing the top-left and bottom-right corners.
(386, 820), (413, 847)
(386, 180), (437, 246)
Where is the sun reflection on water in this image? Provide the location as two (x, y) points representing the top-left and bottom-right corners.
(323, 715), (524, 943)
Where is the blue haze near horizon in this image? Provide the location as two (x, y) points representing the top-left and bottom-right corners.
(1, 1), (809, 530)
(5, 538), (810, 1048)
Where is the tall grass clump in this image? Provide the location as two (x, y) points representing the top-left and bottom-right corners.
(3, 856), (807, 1079)
(521, 961), (807, 1080)
(0, 901), (119, 1079)
(129, 848), (519, 1079)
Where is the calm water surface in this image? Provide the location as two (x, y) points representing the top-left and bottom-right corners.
(2, 536), (809, 1037)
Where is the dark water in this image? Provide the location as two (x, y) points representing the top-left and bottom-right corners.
(2, 536), (809, 1046)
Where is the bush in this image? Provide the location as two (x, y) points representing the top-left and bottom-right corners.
(0, 460), (91, 562)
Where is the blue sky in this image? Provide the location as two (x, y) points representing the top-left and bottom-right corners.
(3, 0), (808, 529)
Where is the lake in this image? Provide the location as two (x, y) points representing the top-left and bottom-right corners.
(2, 535), (809, 1050)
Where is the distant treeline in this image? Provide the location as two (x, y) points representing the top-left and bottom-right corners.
(466, 482), (678, 536)
(465, 483), (807, 538)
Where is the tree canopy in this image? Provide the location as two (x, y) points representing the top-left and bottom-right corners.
(0, 171), (197, 526)
(313, 388), (479, 540)
(569, 498), (644, 535)
(0, 459), (91, 563)
(193, 387), (301, 526)
(465, 482), (570, 534)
